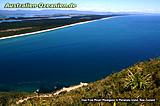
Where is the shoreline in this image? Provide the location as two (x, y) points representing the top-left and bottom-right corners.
(0, 16), (120, 40)
(16, 82), (88, 104)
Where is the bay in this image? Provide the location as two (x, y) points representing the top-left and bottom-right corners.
(0, 15), (160, 92)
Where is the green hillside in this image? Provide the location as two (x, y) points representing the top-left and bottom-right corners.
(0, 58), (160, 106)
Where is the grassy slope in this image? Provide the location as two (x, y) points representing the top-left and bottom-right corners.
(1, 58), (160, 106)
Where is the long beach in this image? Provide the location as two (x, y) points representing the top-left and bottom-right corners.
(0, 16), (120, 40)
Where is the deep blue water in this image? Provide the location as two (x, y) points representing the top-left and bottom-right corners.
(0, 15), (160, 92)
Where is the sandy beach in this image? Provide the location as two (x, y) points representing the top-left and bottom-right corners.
(16, 82), (88, 104)
(0, 16), (120, 40)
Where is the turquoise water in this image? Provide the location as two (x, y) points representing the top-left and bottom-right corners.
(0, 15), (160, 92)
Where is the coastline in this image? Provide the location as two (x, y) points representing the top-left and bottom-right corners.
(0, 16), (120, 40)
(16, 82), (88, 104)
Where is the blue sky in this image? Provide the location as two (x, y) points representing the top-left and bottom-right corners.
(0, 0), (160, 12)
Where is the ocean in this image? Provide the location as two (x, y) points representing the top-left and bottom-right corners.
(0, 15), (160, 92)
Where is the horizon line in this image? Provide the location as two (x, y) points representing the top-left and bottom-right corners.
(0, 9), (160, 13)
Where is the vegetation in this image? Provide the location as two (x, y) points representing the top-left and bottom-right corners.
(0, 92), (32, 106)
(0, 58), (160, 106)
(0, 15), (119, 37)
